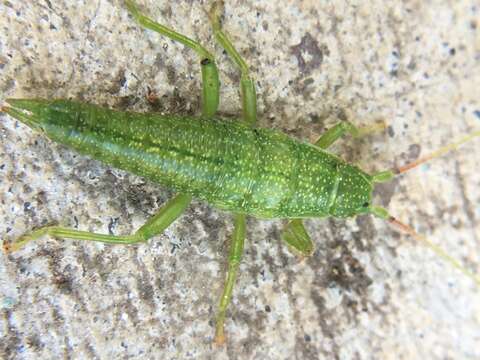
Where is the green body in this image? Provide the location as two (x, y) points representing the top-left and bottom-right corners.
(13, 99), (373, 219)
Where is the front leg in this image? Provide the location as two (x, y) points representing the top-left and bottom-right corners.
(314, 120), (386, 149)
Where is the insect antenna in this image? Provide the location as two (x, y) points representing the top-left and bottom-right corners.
(393, 130), (480, 175)
(369, 206), (480, 287)
(389, 216), (480, 287)
(370, 130), (480, 287)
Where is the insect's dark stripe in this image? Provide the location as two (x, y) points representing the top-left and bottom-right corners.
(79, 108), (229, 170)
(69, 107), (230, 179)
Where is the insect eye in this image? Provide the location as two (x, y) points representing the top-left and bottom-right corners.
(362, 202), (370, 208)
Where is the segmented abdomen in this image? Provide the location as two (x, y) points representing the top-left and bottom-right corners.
(39, 100), (363, 218)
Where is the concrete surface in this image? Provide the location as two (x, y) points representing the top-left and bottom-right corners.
(1, 1), (479, 359)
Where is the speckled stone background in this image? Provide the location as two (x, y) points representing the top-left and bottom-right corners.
(1, 1), (479, 359)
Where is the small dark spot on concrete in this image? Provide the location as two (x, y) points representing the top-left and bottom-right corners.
(407, 60), (416, 70)
(36, 190), (47, 206)
(304, 334), (311, 342)
(166, 65), (177, 84)
(387, 125), (395, 138)
(407, 143), (421, 161)
(449, 48), (456, 56)
(309, 113), (320, 123)
(108, 69), (127, 94)
(108, 217), (119, 235)
(136, 273), (155, 307)
(336, 108), (348, 122)
(290, 33), (328, 75)
(53, 274), (74, 295)
(473, 110), (480, 119)
(303, 77), (314, 86)
(170, 242), (180, 254)
(264, 305), (271, 312)
(26, 334), (44, 351)
(23, 202), (31, 212)
(118, 73), (127, 87)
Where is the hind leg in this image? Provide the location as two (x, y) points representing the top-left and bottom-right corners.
(4, 193), (192, 252)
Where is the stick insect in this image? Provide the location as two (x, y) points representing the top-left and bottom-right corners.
(1, 0), (479, 348)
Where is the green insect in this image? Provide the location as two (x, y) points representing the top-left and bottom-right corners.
(2, 1), (479, 346)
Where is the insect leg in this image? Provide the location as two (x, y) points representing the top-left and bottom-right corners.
(206, 1), (257, 343)
(313, 120), (385, 149)
(281, 219), (315, 257)
(208, 1), (257, 125)
(3, 193), (191, 252)
(214, 213), (245, 345)
(125, 1), (220, 117)
(314, 121), (360, 149)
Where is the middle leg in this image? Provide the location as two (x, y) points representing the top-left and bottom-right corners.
(214, 213), (246, 345)
(207, 1), (258, 344)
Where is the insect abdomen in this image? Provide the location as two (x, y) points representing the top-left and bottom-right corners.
(16, 99), (371, 219)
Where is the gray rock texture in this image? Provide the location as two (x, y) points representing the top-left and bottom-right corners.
(1, 1), (479, 359)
